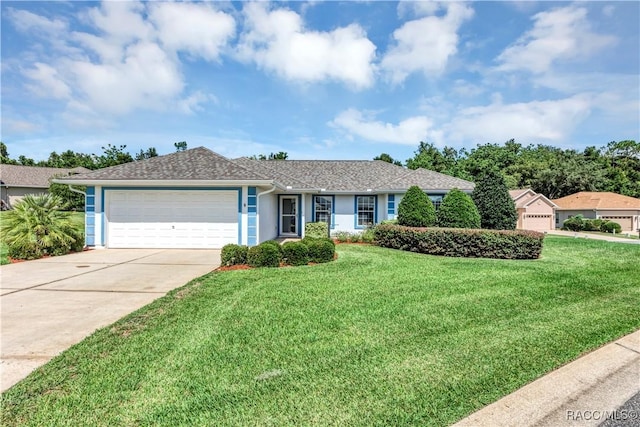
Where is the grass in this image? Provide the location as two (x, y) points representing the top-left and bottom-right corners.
(581, 230), (639, 240)
(2, 237), (639, 426)
(0, 211), (84, 265)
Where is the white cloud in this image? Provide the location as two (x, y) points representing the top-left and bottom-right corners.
(496, 5), (616, 74)
(149, 2), (235, 61)
(237, 3), (376, 89)
(6, 8), (67, 36)
(329, 109), (437, 145)
(446, 94), (593, 143)
(23, 62), (71, 99)
(381, 2), (473, 83)
(7, 1), (236, 119)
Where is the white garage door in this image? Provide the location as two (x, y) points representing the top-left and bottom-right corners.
(106, 190), (238, 248)
(523, 214), (553, 231)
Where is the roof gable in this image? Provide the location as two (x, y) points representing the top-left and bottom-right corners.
(552, 192), (640, 210)
(520, 193), (558, 209)
(57, 147), (269, 182)
(0, 164), (90, 188)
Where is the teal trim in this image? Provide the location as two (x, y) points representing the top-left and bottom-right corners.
(354, 195), (377, 229)
(311, 195), (335, 229)
(247, 186), (257, 246)
(101, 187), (243, 246)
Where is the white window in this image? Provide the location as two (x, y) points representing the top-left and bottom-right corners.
(356, 196), (376, 228)
(314, 196), (333, 225)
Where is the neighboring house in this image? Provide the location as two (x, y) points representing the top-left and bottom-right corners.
(0, 164), (91, 209)
(54, 147), (474, 249)
(552, 192), (640, 232)
(509, 189), (558, 231)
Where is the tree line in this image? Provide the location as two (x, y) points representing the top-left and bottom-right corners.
(376, 139), (640, 199)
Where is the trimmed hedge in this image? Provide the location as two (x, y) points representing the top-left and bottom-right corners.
(247, 243), (282, 268)
(305, 222), (329, 239)
(397, 185), (436, 227)
(374, 224), (544, 260)
(221, 244), (248, 266)
(282, 241), (310, 266)
(260, 240), (284, 256)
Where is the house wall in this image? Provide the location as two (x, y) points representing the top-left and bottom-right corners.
(525, 199), (554, 214)
(596, 209), (640, 231)
(258, 191), (278, 243)
(2, 187), (48, 208)
(556, 209), (597, 227)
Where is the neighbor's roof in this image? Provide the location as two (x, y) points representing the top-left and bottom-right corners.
(0, 164), (90, 188)
(552, 192), (640, 210)
(55, 147), (475, 192)
(509, 189), (535, 200)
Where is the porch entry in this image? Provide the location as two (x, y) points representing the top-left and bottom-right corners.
(280, 196), (298, 236)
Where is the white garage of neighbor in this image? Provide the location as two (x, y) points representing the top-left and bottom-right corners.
(106, 190), (239, 249)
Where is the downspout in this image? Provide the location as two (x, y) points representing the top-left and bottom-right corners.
(256, 184), (277, 244)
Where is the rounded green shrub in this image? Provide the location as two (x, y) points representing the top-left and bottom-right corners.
(397, 185), (436, 227)
(601, 221), (622, 234)
(221, 244), (248, 266)
(247, 243), (281, 268)
(260, 239), (283, 256)
(306, 238), (335, 263)
(1, 194), (84, 260)
(562, 215), (584, 231)
(436, 188), (481, 228)
(282, 241), (310, 266)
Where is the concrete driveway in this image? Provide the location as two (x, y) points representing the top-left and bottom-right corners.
(0, 249), (220, 392)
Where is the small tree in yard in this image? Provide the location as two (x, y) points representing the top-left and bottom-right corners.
(1, 194), (84, 260)
(437, 188), (481, 228)
(397, 185), (436, 227)
(472, 169), (517, 230)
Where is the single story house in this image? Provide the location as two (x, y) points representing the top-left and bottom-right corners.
(0, 164), (90, 209)
(54, 147), (474, 249)
(552, 192), (640, 232)
(509, 189), (558, 231)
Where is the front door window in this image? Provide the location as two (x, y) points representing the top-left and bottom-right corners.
(281, 197), (297, 235)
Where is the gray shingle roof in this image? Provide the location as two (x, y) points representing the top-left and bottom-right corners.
(0, 164), (91, 188)
(58, 147), (269, 182)
(54, 146), (474, 192)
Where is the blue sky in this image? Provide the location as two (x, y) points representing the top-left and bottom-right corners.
(2, 1), (638, 162)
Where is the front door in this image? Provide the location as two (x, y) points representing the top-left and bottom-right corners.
(280, 196), (297, 235)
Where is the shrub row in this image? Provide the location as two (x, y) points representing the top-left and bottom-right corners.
(373, 224), (544, 260)
(331, 229), (375, 243)
(562, 215), (622, 234)
(221, 237), (336, 268)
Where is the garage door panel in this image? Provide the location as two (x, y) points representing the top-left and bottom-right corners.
(107, 190), (238, 248)
(523, 214), (553, 231)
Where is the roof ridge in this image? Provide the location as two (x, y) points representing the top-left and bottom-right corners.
(235, 157), (315, 188)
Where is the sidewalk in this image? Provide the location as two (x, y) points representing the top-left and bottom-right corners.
(454, 330), (640, 427)
(546, 230), (640, 244)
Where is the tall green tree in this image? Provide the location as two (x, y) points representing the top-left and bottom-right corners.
(135, 147), (158, 161)
(93, 144), (134, 168)
(472, 170), (517, 230)
(174, 141), (188, 152)
(436, 188), (481, 229)
(397, 185), (436, 227)
(374, 153), (402, 166)
(1, 142), (17, 165)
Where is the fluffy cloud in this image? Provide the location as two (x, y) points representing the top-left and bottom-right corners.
(237, 3), (376, 89)
(10, 1), (235, 119)
(381, 2), (473, 83)
(446, 94), (593, 143)
(149, 2), (235, 61)
(496, 5), (616, 74)
(329, 109), (437, 145)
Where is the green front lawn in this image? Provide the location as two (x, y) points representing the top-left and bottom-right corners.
(2, 237), (639, 426)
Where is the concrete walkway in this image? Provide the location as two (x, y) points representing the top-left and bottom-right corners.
(454, 330), (640, 427)
(546, 230), (640, 244)
(0, 249), (220, 392)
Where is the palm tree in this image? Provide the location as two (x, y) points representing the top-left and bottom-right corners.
(1, 194), (84, 260)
